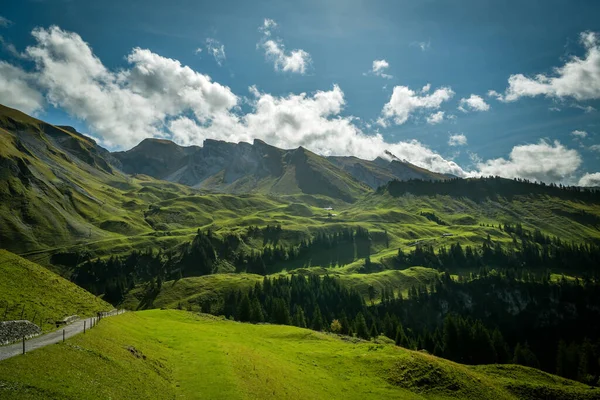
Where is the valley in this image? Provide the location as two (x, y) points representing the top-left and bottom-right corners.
(1, 103), (600, 398)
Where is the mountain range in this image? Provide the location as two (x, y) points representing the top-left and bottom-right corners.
(112, 136), (451, 198)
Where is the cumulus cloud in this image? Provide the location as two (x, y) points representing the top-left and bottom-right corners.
(448, 133), (467, 146)
(571, 130), (588, 138)
(380, 84), (454, 125)
(590, 144), (600, 152)
(578, 172), (600, 187)
(24, 26), (237, 148)
(4, 25), (595, 186)
(458, 94), (490, 112)
(258, 18), (311, 74)
(472, 140), (582, 183)
(366, 59), (392, 79)
(426, 111), (445, 125)
(205, 38), (225, 66)
(492, 31), (600, 102)
(167, 84), (468, 176)
(0, 61), (44, 114)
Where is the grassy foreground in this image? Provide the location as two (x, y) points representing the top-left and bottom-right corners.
(0, 250), (110, 328)
(0, 310), (595, 400)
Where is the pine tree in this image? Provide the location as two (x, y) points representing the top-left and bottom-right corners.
(311, 305), (324, 331)
(249, 297), (264, 323)
(293, 306), (307, 328)
(492, 329), (510, 363)
(355, 312), (370, 340)
(369, 322), (379, 338)
(395, 324), (411, 348)
(513, 342), (540, 369)
(237, 293), (251, 322)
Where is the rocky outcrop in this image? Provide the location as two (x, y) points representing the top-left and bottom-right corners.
(0, 320), (42, 345)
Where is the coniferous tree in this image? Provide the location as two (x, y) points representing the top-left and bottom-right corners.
(237, 294), (251, 322)
(355, 312), (370, 340)
(293, 306), (307, 328)
(514, 342), (540, 369)
(311, 305), (324, 331)
(369, 322), (379, 338)
(249, 297), (264, 323)
(492, 329), (510, 363)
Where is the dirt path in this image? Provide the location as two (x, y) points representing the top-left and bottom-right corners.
(0, 310), (123, 362)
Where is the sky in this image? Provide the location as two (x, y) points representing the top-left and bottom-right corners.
(0, 0), (599, 186)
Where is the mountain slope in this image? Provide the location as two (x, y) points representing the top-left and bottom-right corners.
(0, 104), (198, 253)
(0, 310), (595, 400)
(113, 138), (372, 202)
(328, 153), (450, 189)
(0, 249), (110, 327)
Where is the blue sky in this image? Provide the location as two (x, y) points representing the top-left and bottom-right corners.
(0, 0), (599, 185)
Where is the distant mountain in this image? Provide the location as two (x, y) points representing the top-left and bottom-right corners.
(328, 152), (450, 189)
(112, 138), (372, 202)
(112, 138), (456, 198)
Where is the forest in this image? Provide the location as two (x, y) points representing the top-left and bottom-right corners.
(57, 221), (600, 385)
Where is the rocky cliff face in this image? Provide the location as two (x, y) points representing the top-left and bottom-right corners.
(112, 138), (370, 201)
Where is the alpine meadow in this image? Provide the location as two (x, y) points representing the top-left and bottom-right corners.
(1, 1), (600, 399)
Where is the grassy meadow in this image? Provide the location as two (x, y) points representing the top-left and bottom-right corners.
(0, 250), (110, 330)
(0, 309), (596, 400)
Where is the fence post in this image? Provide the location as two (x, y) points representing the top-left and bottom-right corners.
(84, 320), (86, 334)
(63, 329), (65, 342)
(22, 336), (25, 355)
(20, 304), (25, 320)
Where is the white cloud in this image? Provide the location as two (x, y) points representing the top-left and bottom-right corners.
(205, 38), (225, 66)
(194, 48), (202, 55)
(411, 40), (430, 51)
(493, 31), (600, 102)
(367, 59), (392, 79)
(258, 18), (311, 74)
(458, 94), (490, 112)
(590, 144), (600, 152)
(578, 172), (600, 187)
(6, 25), (595, 186)
(0, 16), (11, 27)
(381, 84), (454, 125)
(573, 104), (596, 113)
(448, 133), (467, 146)
(167, 84), (467, 176)
(421, 83), (431, 93)
(24, 26), (237, 148)
(0, 61), (44, 114)
(571, 130), (588, 138)
(472, 140), (582, 183)
(0, 36), (19, 57)
(426, 111), (445, 125)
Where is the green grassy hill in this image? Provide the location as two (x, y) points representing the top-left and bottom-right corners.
(0, 250), (110, 329)
(0, 310), (594, 400)
(120, 266), (443, 311)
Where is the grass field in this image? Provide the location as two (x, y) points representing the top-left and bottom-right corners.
(0, 310), (595, 400)
(0, 250), (110, 330)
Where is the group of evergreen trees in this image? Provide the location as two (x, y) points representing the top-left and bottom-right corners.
(395, 227), (600, 275)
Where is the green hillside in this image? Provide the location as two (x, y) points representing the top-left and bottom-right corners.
(0, 250), (110, 329)
(0, 310), (594, 400)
